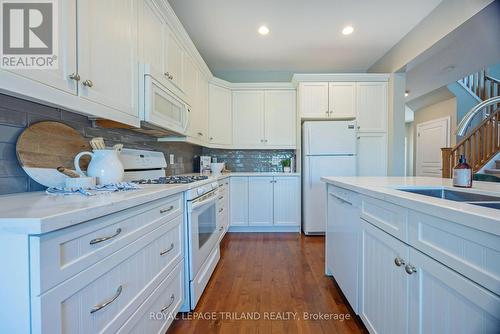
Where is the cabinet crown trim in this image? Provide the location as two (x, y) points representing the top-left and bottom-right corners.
(292, 73), (390, 84)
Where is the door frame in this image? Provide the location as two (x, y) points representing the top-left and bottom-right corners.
(416, 116), (451, 177)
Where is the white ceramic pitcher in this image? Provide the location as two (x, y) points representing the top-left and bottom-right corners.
(74, 149), (124, 185)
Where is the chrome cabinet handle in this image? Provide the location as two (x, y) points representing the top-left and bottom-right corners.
(198, 132), (203, 136)
(219, 196), (224, 200)
(160, 294), (175, 313)
(160, 243), (174, 256)
(90, 228), (122, 245)
(219, 226), (224, 231)
(160, 205), (174, 214)
(357, 126), (361, 129)
(164, 72), (173, 80)
(210, 137), (214, 141)
(219, 208), (224, 213)
(69, 73), (80, 81)
(82, 79), (93, 87)
(405, 264), (417, 275)
(90, 285), (122, 314)
(394, 257), (405, 267)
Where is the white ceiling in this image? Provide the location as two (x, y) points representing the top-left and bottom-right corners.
(168, 0), (443, 80)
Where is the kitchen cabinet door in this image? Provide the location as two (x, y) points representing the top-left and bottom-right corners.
(182, 53), (197, 106)
(248, 177), (274, 226)
(356, 82), (388, 132)
(357, 133), (387, 176)
(230, 177), (248, 226)
(138, 0), (165, 74)
(232, 91), (265, 146)
(360, 221), (409, 334)
(264, 90), (296, 147)
(164, 27), (183, 91)
(407, 248), (500, 334)
(329, 82), (356, 118)
(273, 177), (300, 226)
(188, 70), (209, 141)
(77, 0), (138, 117)
(208, 84), (232, 145)
(299, 82), (329, 118)
(3, 0), (77, 95)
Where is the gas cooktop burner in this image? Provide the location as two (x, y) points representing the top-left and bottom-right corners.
(133, 175), (209, 185)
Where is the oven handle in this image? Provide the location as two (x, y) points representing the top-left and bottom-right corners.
(190, 191), (218, 210)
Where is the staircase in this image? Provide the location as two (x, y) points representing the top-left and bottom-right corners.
(441, 69), (500, 179)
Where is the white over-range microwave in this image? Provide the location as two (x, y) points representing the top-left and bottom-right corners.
(139, 64), (189, 135)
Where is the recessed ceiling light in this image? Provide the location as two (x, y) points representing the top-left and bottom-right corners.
(342, 25), (354, 35)
(258, 25), (270, 35)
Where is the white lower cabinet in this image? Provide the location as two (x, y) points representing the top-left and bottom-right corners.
(248, 177), (274, 226)
(230, 177), (249, 226)
(360, 221), (409, 334)
(360, 220), (500, 334)
(273, 177), (301, 226)
(230, 176), (300, 229)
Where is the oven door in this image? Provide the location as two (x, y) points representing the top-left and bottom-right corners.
(188, 189), (219, 278)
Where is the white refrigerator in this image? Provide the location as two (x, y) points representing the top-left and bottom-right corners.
(302, 121), (357, 234)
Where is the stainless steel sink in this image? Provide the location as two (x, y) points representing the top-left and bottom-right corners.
(469, 202), (500, 210)
(397, 188), (500, 202)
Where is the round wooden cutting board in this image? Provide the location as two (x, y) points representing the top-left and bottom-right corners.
(16, 121), (91, 187)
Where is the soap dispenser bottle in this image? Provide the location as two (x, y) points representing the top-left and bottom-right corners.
(453, 155), (472, 188)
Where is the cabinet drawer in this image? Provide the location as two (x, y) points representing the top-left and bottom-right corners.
(34, 216), (183, 334)
(408, 210), (500, 295)
(30, 193), (183, 295)
(117, 260), (184, 334)
(360, 196), (408, 241)
(328, 184), (359, 206)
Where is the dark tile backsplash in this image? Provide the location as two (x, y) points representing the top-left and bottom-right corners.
(0, 93), (297, 195)
(0, 93), (202, 195)
(202, 148), (296, 172)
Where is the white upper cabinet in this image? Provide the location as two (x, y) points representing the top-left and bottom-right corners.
(78, 0), (138, 117)
(233, 90), (296, 148)
(164, 27), (184, 91)
(232, 90), (265, 146)
(264, 91), (296, 147)
(248, 177), (274, 226)
(187, 69), (208, 141)
(182, 53), (197, 106)
(356, 82), (388, 132)
(329, 82), (356, 118)
(208, 84), (232, 146)
(138, 0), (165, 74)
(4, 0), (77, 95)
(299, 82), (329, 118)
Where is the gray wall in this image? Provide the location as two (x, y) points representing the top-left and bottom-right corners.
(0, 93), (202, 195)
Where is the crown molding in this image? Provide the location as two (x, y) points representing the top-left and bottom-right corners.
(209, 77), (295, 90)
(291, 73), (390, 85)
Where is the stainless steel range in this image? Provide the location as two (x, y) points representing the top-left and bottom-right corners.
(119, 148), (221, 311)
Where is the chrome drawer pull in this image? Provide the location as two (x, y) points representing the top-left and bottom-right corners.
(219, 196), (224, 200)
(219, 226), (224, 231)
(405, 264), (417, 275)
(89, 228), (122, 245)
(219, 208), (224, 213)
(160, 205), (174, 214)
(90, 285), (122, 314)
(160, 243), (175, 256)
(160, 294), (175, 313)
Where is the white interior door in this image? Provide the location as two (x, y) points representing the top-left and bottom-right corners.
(416, 117), (450, 177)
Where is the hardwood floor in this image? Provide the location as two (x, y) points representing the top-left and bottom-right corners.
(167, 233), (367, 334)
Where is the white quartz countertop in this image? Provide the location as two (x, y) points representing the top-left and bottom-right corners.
(321, 176), (500, 235)
(0, 172), (300, 235)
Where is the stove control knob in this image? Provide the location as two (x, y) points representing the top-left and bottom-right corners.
(197, 188), (205, 195)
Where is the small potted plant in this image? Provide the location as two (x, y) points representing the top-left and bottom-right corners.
(281, 159), (291, 173)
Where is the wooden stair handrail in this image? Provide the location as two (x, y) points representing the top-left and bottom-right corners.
(442, 108), (500, 178)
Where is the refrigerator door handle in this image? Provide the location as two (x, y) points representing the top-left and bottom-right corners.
(308, 157), (312, 188)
